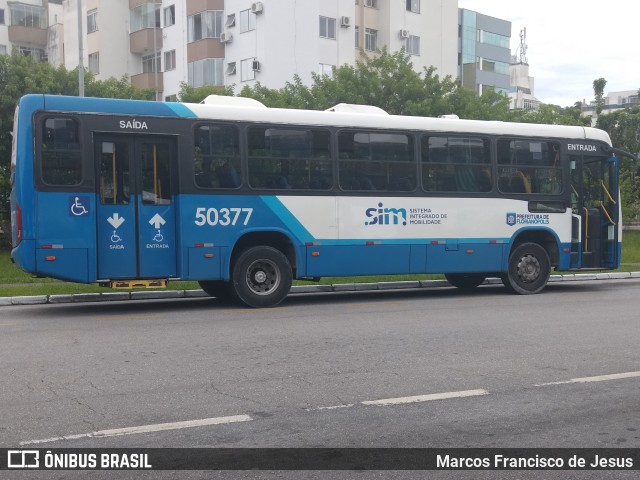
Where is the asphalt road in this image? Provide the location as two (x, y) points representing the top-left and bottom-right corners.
(1, 279), (640, 479)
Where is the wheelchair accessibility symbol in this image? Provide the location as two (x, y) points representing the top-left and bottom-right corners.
(69, 196), (90, 216)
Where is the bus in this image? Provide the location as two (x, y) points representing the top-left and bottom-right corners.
(9, 94), (627, 307)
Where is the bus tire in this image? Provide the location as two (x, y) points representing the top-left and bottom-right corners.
(198, 280), (235, 302)
(445, 273), (486, 290)
(502, 242), (550, 295)
(232, 246), (292, 308)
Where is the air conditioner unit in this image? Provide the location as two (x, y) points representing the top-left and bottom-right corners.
(252, 60), (261, 72)
(251, 2), (263, 14)
(220, 32), (233, 43)
(340, 16), (351, 27)
(399, 29), (409, 39)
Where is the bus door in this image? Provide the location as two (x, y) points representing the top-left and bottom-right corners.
(95, 135), (177, 281)
(570, 155), (619, 269)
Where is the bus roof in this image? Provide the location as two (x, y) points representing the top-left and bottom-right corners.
(28, 94), (612, 146)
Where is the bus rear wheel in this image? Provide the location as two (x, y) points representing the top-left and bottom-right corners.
(502, 242), (550, 295)
(445, 273), (486, 290)
(232, 246), (292, 308)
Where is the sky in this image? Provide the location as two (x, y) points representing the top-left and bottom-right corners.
(457, 0), (640, 107)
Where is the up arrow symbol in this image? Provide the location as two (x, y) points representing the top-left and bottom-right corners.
(107, 213), (125, 229)
(149, 213), (166, 229)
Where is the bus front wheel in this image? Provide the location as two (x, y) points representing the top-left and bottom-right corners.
(232, 246), (292, 308)
(502, 242), (550, 295)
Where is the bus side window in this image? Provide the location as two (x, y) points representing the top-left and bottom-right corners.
(41, 118), (82, 186)
(497, 139), (562, 195)
(194, 124), (241, 190)
(338, 131), (415, 192)
(248, 127), (332, 191)
(421, 135), (491, 193)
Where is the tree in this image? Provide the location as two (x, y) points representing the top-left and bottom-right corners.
(593, 77), (607, 116)
(177, 82), (234, 103)
(239, 48), (513, 119)
(509, 103), (590, 126)
(596, 105), (640, 222)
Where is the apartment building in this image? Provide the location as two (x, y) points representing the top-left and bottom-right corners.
(2, 1), (507, 103)
(53, 0), (462, 101)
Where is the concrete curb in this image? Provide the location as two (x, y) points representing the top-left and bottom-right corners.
(2, 272), (640, 306)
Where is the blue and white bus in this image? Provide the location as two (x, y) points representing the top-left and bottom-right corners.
(10, 94), (625, 307)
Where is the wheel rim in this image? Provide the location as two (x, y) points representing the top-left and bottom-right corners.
(245, 259), (280, 295)
(516, 254), (541, 284)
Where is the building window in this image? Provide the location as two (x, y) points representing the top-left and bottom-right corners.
(365, 28), (377, 51)
(165, 94), (177, 102)
(188, 58), (224, 87)
(240, 9), (256, 32)
(406, 0), (420, 13)
(17, 46), (46, 62)
(1, 8), (6, 25)
(405, 35), (420, 55)
(164, 50), (176, 71)
(226, 62), (237, 76)
(240, 58), (257, 81)
(164, 5), (175, 27)
(318, 63), (334, 77)
(88, 52), (99, 74)
(188, 11), (223, 42)
(364, 0), (378, 7)
(319, 16), (336, 39)
(355, 26), (359, 48)
(481, 58), (509, 75)
(481, 30), (509, 48)
(9, 3), (47, 28)
(130, 3), (159, 32)
(142, 52), (161, 73)
(226, 14), (236, 28)
(87, 9), (98, 33)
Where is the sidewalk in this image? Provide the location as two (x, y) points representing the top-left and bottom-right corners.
(2, 272), (640, 306)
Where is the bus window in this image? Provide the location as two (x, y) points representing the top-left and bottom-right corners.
(99, 141), (130, 204)
(248, 127), (332, 190)
(41, 117), (82, 186)
(338, 131), (415, 192)
(497, 139), (562, 195)
(421, 136), (491, 193)
(194, 124), (241, 189)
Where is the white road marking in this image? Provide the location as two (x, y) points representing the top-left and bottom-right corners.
(20, 414), (253, 446)
(305, 404), (355, 412)
(535, 371), (640, 387)
(361, 389), (489, 406)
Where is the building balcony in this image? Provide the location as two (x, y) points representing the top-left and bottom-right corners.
(8, 25), (48, 46)
(187, 38), (224, 63)
(131, 72), (163, 92)
(130, 28), (163, 54)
